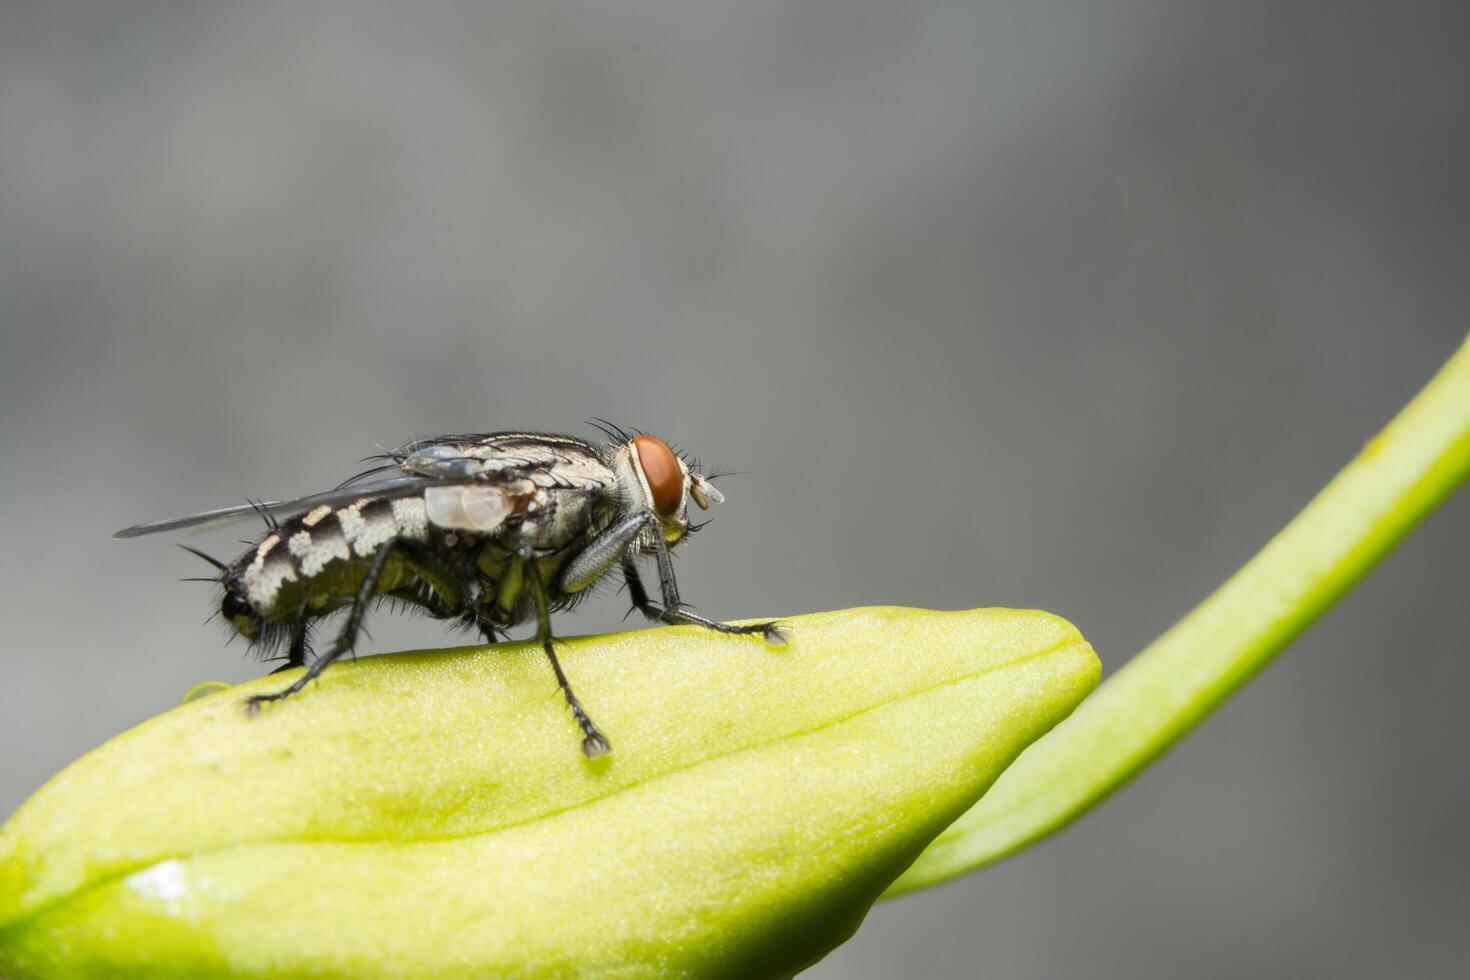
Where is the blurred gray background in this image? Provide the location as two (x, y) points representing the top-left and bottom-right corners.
(3, 2), (1468, 976)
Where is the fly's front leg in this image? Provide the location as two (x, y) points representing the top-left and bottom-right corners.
(245, 540), (396, 712)
(558, 511), (658, 594)
(526, 549), (610, 758)
(562, 507), (787, 645)
(627, 541), (788, 646)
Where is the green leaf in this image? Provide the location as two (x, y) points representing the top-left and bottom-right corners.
(0, 606), (1097, 979)
(889, 332), (1470, 895)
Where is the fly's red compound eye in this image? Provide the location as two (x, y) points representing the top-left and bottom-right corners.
(632, 435), (683, 516)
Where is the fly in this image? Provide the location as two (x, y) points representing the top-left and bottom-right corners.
(115, 424), (787, 757)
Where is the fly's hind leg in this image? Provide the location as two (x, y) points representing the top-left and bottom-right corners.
(269, 619), (311, 674)
(286, 620), (309, 667)
(524, 549), (610, 758)
(622, 554), (788, 646)
(393, 538), (467, 618)
(245, 540), (396, 712)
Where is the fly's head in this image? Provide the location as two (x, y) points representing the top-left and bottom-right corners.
(614, 434), (725, 544)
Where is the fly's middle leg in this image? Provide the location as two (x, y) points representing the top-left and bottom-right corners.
(524, 548), (610, 759)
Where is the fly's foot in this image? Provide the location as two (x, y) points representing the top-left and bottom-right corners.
(705, 617), (789, 646)
(582, 730), (612, 759)
(714, 619), (789, 645)
(243, 688), (294, 716)
(567, 700), (612, 758)
(655, 604), (789, 646)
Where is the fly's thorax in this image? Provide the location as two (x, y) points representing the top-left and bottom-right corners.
(469, 485), (608, 554)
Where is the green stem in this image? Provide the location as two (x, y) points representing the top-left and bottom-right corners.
(888, 332), (1470, 895)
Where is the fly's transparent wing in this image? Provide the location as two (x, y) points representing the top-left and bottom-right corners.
(112, 474), (478, 539)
